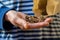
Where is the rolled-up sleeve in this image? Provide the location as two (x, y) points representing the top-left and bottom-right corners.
(0, 1), (12, 30)
(0, 6), (11, 30)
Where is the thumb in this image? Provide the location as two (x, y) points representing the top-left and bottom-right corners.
(17, 12), (27, 19)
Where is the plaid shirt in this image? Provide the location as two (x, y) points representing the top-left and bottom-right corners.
(0, 0), (60, 40)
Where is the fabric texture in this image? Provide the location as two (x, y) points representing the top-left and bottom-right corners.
(0, 6), (11, 29)
(0, 0), (60, 40)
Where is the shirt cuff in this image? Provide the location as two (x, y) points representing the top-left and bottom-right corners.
(0, 6), (11, 30)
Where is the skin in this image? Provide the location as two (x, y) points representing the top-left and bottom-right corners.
(5, 10), (52, 30)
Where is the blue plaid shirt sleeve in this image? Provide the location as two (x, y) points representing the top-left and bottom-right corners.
(0, 0), (13, 30)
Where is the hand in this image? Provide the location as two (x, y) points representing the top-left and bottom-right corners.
(5, 10), (52, 30)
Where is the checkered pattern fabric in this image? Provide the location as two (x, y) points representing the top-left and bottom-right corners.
(0, 0), (60, 40)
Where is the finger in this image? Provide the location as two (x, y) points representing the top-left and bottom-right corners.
(28, 22), (49, 29)
(44, 18), (53, 23)
(28, 18), (53, 29)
